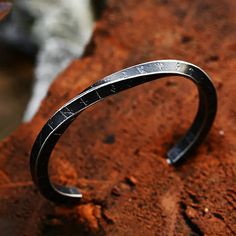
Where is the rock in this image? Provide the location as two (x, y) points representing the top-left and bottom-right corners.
(0, 2), (12, 21)
(125, 176), (138, 187)
(0, 0), (236, 235)
(76, 204), (102, 232)
(111, 185), (121, 197)
(186, 206), (198, 219)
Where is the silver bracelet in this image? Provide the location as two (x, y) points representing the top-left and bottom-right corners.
(30, 60), (217, 205)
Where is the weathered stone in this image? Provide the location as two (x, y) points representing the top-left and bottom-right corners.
(0, 0), (236, 235)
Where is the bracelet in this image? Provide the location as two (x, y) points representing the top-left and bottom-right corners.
(30, 60), (217, 205)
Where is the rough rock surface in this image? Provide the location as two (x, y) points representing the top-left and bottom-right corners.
(0, 0), (236, 235)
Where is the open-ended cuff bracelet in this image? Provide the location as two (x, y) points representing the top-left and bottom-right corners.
(30, 60), (217, 205)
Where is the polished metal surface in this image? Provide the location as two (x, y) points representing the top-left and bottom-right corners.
(30, 60), (217, 205)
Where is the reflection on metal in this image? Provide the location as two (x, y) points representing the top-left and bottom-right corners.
(0, 2), (12, 21)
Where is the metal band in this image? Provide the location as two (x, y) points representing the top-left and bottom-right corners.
(30, 60), (217, 205)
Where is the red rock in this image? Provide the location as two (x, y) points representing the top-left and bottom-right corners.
(0, 0), (236, 235)
(125, 176), (138, 187)
(0, 2), (12, 21)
